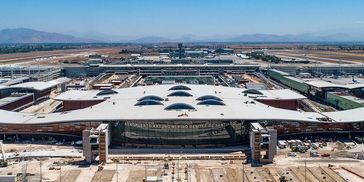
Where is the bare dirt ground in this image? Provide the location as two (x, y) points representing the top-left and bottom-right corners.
(91, 170), (115, 182)
(2, 143), (78, 153)
(0, 47), (124, 60)
(60, 169), (81, 182)
(0, 155), (362, 182)
(0, 143), (363, 181)
(0, 47), (123, 65)
(269, 49), (364, 64)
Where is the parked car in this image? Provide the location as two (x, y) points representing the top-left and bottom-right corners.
(310, 150), (319, 157)
(288, 152), (297, 157)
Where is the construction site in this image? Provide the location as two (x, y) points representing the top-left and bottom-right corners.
(0, 141), (363, 182)
(0, 43), (364, 182)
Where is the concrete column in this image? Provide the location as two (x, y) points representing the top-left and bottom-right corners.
(82, 129), (92, 163)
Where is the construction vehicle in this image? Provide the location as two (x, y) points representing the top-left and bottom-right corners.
(97, 165), (104, 171)
(291, 145), (307, 153)
(97, 162), (104, 171)
(163, 163), (169, 169)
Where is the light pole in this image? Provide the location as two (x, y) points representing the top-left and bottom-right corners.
(116, 162), (119, 182)
(242, 163), (245, 182)
(39, 159), (42, 182)
(59, 165), (62, 182)
(304, 159), (307, 182)
(100, 168), (102, 182)
(177, 156), (180, 181)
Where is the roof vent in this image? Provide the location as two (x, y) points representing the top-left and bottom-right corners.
(165, 103), (196, 110)
(196, 95), (222, 101)
(135, 99), (164, 106)
(96, 89), (118, 96)
(197, 99), (225, 106)
(168, 85), (191, 91)
(138, 95), (164, 102)
(242, 89), (263, 95)
(167, 91), (193, 97)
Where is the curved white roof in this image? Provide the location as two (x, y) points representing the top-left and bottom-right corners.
(0, 84), (363, 124)
(3, 78), (69, 92)
(306, 80), (364, 89)
(55, 87), (305, 101)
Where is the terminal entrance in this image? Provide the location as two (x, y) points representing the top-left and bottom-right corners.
(110, 120), (250, 148)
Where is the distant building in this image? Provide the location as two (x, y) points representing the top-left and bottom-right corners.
(185, 50), (205, 58)
(87, 58), (104, 65)
(130, 54), (141, 59)
(89, 54), (102, 59)
(267, 69), (364, 110)
(251, 51), (265, 55)
(0, 93), (34, 111)
(205, 59), (233, 64)
(215, 48), (234, 54)
(171, 59), (191, 64)
(0, 78), (69, 111)
(232, 75), (248, 84)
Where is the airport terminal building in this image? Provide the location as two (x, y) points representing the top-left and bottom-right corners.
(0, 84), (363, 147)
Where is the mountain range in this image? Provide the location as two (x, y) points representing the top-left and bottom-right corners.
(0, 28), (363, 43)
(0, 28), (97, 43)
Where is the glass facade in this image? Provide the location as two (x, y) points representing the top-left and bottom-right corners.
(111, 120), (250, 147)
(110, 120), (364, 148)
(0, 119), (363, 148)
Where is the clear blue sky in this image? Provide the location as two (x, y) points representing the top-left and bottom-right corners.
(0, 0), (364, 38)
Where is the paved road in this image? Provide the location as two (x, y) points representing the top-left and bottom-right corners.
(1, 149), (82, 160)
(109, 146), (249, 154)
